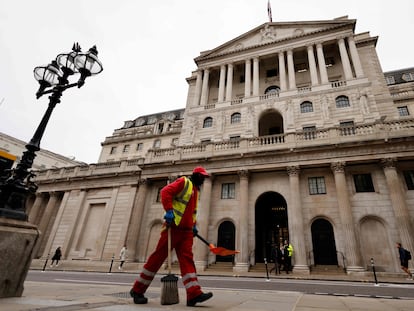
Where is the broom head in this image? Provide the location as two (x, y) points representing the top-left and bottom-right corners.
(160, 273), (179, 305)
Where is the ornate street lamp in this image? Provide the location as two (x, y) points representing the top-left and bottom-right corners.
(0, 43), (103, 221)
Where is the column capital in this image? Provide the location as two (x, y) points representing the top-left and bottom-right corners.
(238, 170), (249, 179)
(331, 161), (346, 173)
(381, 157), (397, 169)
(287, 165), (300, 176)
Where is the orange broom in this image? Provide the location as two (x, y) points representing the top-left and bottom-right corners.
(195, 233), (240, 256)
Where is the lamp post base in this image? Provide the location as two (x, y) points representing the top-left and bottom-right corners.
(0, 183), (30, 221)
(0, 217), (39, 298)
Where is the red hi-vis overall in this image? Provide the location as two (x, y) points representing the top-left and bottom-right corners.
(132, 177), (202, 301)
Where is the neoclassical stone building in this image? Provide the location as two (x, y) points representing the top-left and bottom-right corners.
(30, 16), (414, 275)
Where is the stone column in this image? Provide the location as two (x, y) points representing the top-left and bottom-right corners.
(278, 51), (287, 91)
(126, 179), (149, 261)
(347, 36), (364, 78)
(287, 50), (296, 90)
(337, 37), (353, 81)
(234, 170), (249, 273)
(381, 158), (414, 257)
(35, 192), (60, 257)
(195, 175), (213, 271)
(225, 63), (233, 101)
(28, 193), (45, 225)
(316, 43), (329, 84)
(193, 70), (203, 106)
(244, 59), (251, 97)
(331, 162), (364, 272)
(200, 68), (210, 106)
(286, 166), (309, 274)
(307, 45), (319, 86)
(252, 57), (260, 96)
(218, 65), (226, 102)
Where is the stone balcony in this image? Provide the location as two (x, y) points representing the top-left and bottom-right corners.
(34, 118), (414, 182)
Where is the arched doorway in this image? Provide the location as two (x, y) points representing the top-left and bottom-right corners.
(311, 219), (338, 265)
(216, 221), (236, 263)
(255, 192), (288, 263)
(258, 109), (284, 136)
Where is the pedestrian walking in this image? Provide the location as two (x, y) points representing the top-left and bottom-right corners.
(50, 246), (62, 267)
(269, 243), (282, 274)
(396, 242), (413, 280)
(118, 245), (127, 270)
(284, 240), (293, 274)
(130, 166), (213, 306)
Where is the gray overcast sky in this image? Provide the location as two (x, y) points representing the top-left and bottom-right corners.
(0, 0), (413, 164)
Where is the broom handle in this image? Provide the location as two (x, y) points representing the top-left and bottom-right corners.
(167, 226), (172, 274)
(195, 232), (210, 246)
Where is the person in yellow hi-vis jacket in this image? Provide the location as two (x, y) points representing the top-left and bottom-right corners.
(283, 240), (293, 274)
(130, 166), (213, 307)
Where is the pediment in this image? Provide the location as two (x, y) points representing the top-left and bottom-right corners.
(195, 19), (355, 62)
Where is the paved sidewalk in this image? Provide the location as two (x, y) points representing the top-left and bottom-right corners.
(1, 279), (414, 311)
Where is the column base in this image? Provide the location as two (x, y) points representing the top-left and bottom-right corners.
(195, 260), (208, 272)
(293, 264), (310, 274)
(233, 262), (249, 274)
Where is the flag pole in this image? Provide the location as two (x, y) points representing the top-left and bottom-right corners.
(267, 0), (273, 22)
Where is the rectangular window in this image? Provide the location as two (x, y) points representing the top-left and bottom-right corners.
(353, 174), (375, 192)
(136, 143), (143, 151)
(308, 177), (326, 194)
(403, 170), (414, 190)
(110, 146), (117, 154)
(398, 106), (410, 116)
(295, 63), (308, 72)
(123, 145), (130, 153)
(221, 183), (235, 199)
(385, 76), (395, 85)
(156, 187), (163, 202)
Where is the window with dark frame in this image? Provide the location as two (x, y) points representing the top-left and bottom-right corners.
(308, 177), (326, 194)
(300, 101), (313, 113)
(153, 139), (161, 149)
(110, 146), (117, 154)
(136, 143), (143, 151)
(403, 170), (414, 190)
(353, 174), (375, 192)
(123, 145), (130, 153)
(336, 95), (350, 108)
(203, 117), (213, 128)
(221, 183), (235, 199)
(398, 106), (410, 116)
(231, 113), (241, 124)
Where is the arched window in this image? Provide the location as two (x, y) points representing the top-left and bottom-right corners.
(203, 117), (213, 128)
(336, 95), (350, 108)
(300, 101), (313, 113)
(264, 85), (280, 94)
(230, 113), (241, 124)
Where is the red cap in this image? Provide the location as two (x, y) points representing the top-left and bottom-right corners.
(193, 166), (209, 177)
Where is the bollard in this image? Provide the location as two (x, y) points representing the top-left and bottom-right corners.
(42, 253), (50, 272)
(370, 258), (378, 285)
(108, 253), (115, 274)
(264, 257), (270, 281)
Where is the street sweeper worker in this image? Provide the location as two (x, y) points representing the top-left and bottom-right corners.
(130, 166), (213, 306)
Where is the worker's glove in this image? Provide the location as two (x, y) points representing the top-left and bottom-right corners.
(192, 225), (198, 237)
(164, 210), (174, 225)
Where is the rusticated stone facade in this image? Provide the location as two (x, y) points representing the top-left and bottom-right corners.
(31, 16), (414, 275)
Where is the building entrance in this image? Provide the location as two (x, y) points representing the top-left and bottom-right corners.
(311, 219), (338, 265)
(216, 221), (236, 263)
(255, 192), (288, 263)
